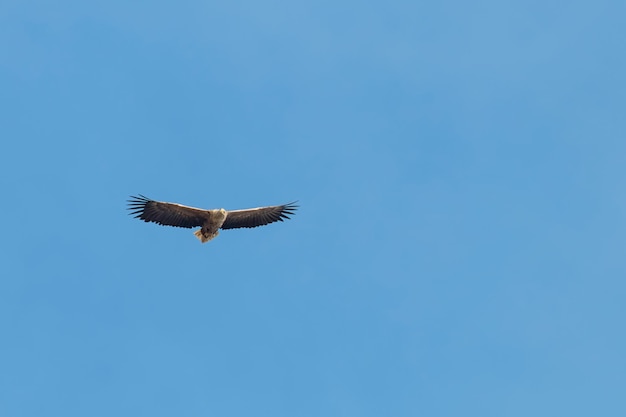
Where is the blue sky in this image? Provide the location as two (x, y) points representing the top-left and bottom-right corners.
(1, 0), (625, 416)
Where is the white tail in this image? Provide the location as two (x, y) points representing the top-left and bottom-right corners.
(194, 229), (219, 243)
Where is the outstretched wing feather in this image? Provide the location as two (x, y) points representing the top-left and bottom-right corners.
(221, 202), (298, 230)
(127, 195), (208, 228)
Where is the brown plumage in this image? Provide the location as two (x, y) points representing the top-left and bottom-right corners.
(127, 195), (298, 243)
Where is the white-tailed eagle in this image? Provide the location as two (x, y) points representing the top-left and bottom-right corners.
(128, 195), (298, 243)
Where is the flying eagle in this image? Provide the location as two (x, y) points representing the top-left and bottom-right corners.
(127, 195), (298, 243)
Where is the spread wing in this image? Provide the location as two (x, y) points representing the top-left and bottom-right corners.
(221, 202), (298, 230)
(127, 195), (209, 228)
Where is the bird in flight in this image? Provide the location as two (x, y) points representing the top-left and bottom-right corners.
(128, 195), (298, 243)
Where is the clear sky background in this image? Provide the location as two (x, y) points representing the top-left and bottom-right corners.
(1, 1), (625, 416)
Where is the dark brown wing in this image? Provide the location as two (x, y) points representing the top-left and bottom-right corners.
(221, 202), (298, 230)
(127, 195), (209, 228)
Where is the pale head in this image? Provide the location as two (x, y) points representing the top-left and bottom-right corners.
(211, 208), (227, 222)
